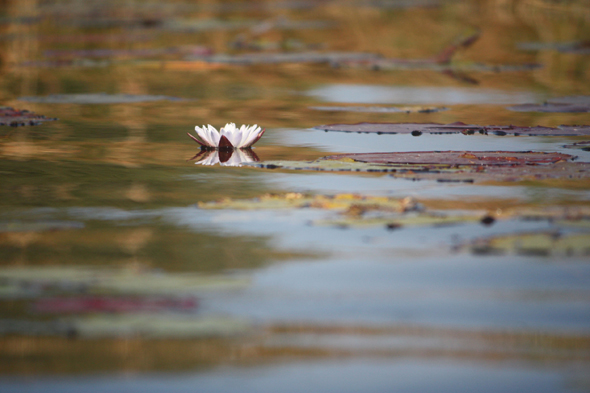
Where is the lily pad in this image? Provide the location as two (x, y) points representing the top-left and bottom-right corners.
(18, 93), (184, 104)
(507, 96), (590, 113)
(246, 151), (590, 182)
(314, 121), (590, 136)
(0, 266), (249, 296)
(518, 41), (590, 55)
(309, 105), (448, 114)
(0, 220), (83, 233)
(33, 295), (198, 314)
(563, 141), (590, 152)
(198, 193), (491, 229)
(190, 51), (381, 65)
(0, 315), (250, 338)
(325, 151), (572, 166)
(198, 193), (418, 212)
(43, 46), (212, 59)
(468, 231), (590, 257)
(0, 107), (58, 126)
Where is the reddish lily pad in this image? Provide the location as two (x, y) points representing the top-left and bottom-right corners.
(325, 151), (573, 166)
(309, 106), (448, 114)
(314, 122), (590, 136)
(507, 96), (590, 113)
(248, 151), (590, 182)
(0, 107), (58, 126)
(33, 296), (198, 314)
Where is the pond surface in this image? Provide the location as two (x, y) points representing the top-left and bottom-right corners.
(1, 1), (590, 392)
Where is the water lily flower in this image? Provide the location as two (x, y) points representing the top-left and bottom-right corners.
(188, 123), (265, 149)
(190, 148), (260, 167)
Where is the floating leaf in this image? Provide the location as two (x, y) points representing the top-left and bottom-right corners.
(468, 232), (590, 257)
(507, 96), (590, 113)
(563, 141), (590, 152)
(324, 151), (573, 166)
(0, 316), (249, 338)
(0, 220), (84, 233)
(43, 46), (212, 60)
(190, 51), (382, 65)
(0, 266), (249, 296)
(0, 107), (58, 126)
(198, 193), (490, 229)
(18, 93), (184, 104)
(33, 295), (198, 314)
(314, 121), (590, 136)
(198, 193), (417, 212)
(247, 151), (590, 182)
(518, 41), (590, 55)
(309, 105), (448, 113)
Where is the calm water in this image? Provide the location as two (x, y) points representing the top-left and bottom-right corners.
(1, 1), (590, 392)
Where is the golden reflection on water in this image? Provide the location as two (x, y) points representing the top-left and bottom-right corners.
(0, 0), (589, 386)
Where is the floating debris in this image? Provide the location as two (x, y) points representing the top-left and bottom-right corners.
(0, 107), (58, 127)
(18, 93), (185, 104)
(508, 96), (590, 113)
(314, 121), (590, 136)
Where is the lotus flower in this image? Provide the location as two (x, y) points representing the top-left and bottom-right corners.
(188, 123), (265, 150)
(189, 148), (260, 167)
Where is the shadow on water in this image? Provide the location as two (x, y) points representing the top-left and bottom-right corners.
(1, 0), (590, 392)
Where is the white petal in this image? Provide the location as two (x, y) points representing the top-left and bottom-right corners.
(223, 123), (241, 147)
(241, 124), (262, 147)
(198, 124), (214, 146)
(194, 125), (212, 147)
(207, 124), (221, 146)
(236, 124), (251, 147)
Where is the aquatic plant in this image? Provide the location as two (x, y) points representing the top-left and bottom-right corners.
(188, 123), (265, 150)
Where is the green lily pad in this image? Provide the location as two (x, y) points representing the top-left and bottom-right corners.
(0, 266), (249, 296)
(469, 232), (590, 257)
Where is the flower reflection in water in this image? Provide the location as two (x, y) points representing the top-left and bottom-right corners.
(189, 148), (260, 167)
